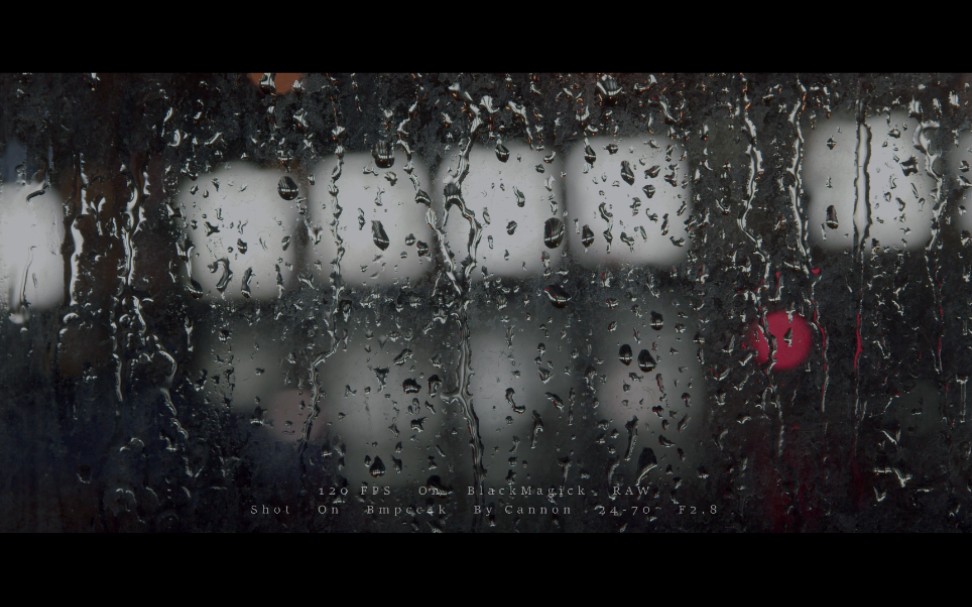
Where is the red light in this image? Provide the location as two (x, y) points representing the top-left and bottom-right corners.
(747, 311), (812, 371)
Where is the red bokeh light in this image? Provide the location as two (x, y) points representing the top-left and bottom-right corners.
(746, 311), (813, 371)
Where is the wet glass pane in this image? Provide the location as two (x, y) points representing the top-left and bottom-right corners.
(1, 73), (969, 532)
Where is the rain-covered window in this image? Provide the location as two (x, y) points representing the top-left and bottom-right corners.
(1, 73), (968, 532)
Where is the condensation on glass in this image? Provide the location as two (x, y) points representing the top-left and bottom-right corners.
(1, 73), (970, 532)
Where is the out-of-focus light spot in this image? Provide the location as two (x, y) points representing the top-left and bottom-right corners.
(745, 310), (812, 371)
(310, 151), (433, 288)
(0, 180), (65, 322)
(435, 143), (564, 280)
(805, 111), (936, 251)
(177, 163), (301, 301)
(565, 136), (691, 267)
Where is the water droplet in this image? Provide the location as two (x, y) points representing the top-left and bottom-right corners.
(209, 259), (232, 292)
(584, 145), (597, 164)
(371, 220), (390, 250)
(637, 448), (657, 472)
(645, 165), (661, 179)
(495, 143), (510, 162)
(825, 205), (839, 229)
(506, 388), (525, 414)
(900, 156), (919, 177)
(241, 267), (253, 298)
(415, 189), (431, 206)
(394, 348), (413, 365)
(339, 299), (352, 321)
(543, 285), (571, 308)
(637, 349), (656, 372)
(581, 225), (595, 247)
(642, 184), (656, 199)
(826, 137), (836, 150)
(372, 141), (394, 168)
(596, 75), (622, 102)
(650, 311), (664, 330)
(606, 143), (619, 155)
(543, 217), (564, 248)
(545, 392), (564, 411)
(620, 161), (635, 185)
(506, 221), (518, 235)
(369, 457), (386, 478)
(277, 176), (299, 200)
(444, 182), (462, 208)
(513, 187), (525, 207)
(619, 344), (633, 365)
(403, 378), (421, 394)
(428, 375), (441, 397)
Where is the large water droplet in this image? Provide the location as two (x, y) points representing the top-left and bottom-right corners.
(209, 259), (232, 292)
(545, 392), (564, 411)
(620, 161), (635, 185)
(444, 182), (462, 208)
(372, 141), (394, 168)
(506, 388), (525, 414)
(638, 349), (656, 372)
(277, 176), (299, 200)
(619, 344), (633, 365)
(513, 187), (525, 207)
(543, 285), (571, 308)
(900, 156), (919, 176)
(495, 143), (510, 162)
(637, 448), (657, 472)
(581, 225), (595, 247)
(428, 375), (442, 397)
(825, 205), (839, 230)
(584, 145), (597, 164)
(597, 75), (622, 102)
(544, 217), (564, 248)
(369, 457), (386, 478)
(371, 220), (390, 250)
